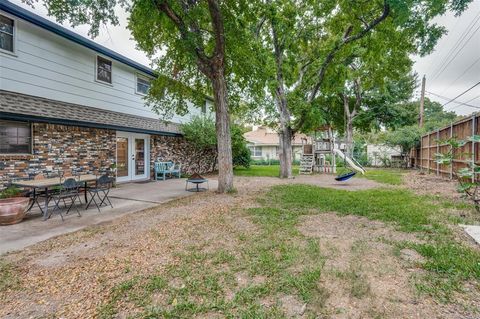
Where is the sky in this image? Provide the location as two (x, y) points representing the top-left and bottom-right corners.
(10, 0), (480, 116)
(413, 0), (480, 116)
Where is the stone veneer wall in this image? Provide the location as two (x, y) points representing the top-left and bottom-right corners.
(0, 123), (116, 187)
(150, 135), (217, 175)
(0, 122), (217, 188)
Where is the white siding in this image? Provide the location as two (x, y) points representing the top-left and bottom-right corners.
(248, 144), (303, 161)
(0, 12), (207, 124)
(367, 144), (402, 166)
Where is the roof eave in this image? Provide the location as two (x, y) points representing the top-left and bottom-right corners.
(0, 111), (182, 137)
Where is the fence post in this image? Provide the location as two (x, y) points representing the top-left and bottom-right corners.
(436, 129), (440, 176)
(420, 136), (423, 170)
(450, 122), (453, 179)
(427, 133), (431, 173)
(472, 114), (476, 182)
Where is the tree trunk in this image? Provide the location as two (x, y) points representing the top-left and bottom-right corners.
(342, 93), (356, 158)
(345, 115), (354, 158)
(211, 70), (234, 193)
(270, 19), (293, 179)
(277, 99), (293, 178)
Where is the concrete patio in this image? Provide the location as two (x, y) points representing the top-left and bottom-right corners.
(0, 178), (217, 255)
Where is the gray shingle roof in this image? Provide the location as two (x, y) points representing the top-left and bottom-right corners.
(0, 90), (181, 135)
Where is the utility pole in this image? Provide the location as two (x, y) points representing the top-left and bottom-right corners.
(419, 75), (426, 128)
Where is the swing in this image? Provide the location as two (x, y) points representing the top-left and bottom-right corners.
(335, 152), (356, 182)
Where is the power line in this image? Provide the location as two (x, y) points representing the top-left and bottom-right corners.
(446, 93), (480, 110)
(440, 81), (480, 108)
(432, 22), (480, 80)
(430, 9), (480, 80)
(442, 56), (480, 93)
(426, 91), (480, 109)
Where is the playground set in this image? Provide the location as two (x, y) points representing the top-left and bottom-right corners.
(300, 126), (366, 181)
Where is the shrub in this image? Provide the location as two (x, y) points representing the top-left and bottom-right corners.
(0, 186), (21, 199)
(181, 115), (251, 169)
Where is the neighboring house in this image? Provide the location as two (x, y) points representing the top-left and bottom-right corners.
(244, 126), (312, 161)
(366, 144), (403, 167)
(0, 1), (214, 186)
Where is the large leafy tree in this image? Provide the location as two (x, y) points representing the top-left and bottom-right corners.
(257, 0), (391, 178)
(318, 23), (416, 156)
(258, 0), (471, 177)
(30, 0), (265, 193)
(364, 97), (459, 132)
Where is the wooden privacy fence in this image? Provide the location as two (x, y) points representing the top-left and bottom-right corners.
(411, 113), (480, 181)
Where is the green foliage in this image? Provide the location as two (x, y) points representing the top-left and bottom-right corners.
(181, 116), (250, 168)
(422, 99), (460, 131)
(0, 186), (21, 199)
(434, 135), (480, 212)
(181, 115), (217, 151)
(231, 125), (251, 168)
(383, 125), (423, 156)
(126, 0), (267, 118)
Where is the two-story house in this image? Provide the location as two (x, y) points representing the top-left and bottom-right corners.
(0, 1), (215, 186)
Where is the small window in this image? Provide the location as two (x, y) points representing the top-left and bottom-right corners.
(96, 56), (112, 84)
(201, 102), (207, 114)
(0, 120), (31, 154)
(248, 146), (262, 157)
(136, 75), (151, 95)
(0, 14), (14, 53)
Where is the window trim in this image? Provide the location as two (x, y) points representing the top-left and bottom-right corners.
(248, 145), (262, 157)
(0, 120), (33, 155)
(0, 12), (17, 56)
(95, 55), (113, 85)
(135, 73), (151, 96)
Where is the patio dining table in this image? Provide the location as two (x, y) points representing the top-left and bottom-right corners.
(11, 174), (98, 221)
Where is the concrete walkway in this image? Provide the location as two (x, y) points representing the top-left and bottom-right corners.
(0, 178), (217, 255)
(461, 224), (480, 246)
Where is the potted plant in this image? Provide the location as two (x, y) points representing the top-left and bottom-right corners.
(0, 186), (30, 225)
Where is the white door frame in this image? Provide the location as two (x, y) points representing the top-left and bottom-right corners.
(116, 131), (150, 182)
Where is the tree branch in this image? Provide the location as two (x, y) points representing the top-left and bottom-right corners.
(307, 0), (390, 102)
(154, 0), (211, 74)
(290, 59), (313, 91)
(207, 0), (226, 68)
(255, 16), (267, 38)
(353, 77), (362, 112)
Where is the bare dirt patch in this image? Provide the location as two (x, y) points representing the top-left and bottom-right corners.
(297, 213), (475, 318)
(403, 171), (462, 201)
(279, 294), (307, 318)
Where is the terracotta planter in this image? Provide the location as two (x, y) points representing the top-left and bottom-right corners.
(0, 197), (30, 225)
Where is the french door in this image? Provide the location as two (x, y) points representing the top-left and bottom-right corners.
(116, 132), (150, 182)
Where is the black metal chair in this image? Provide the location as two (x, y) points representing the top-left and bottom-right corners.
(49, 178), (82, 221)
(85, 175), (114, 212)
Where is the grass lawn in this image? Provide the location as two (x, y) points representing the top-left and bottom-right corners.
(363, 168), (406, 185)
(2, 169), (479, 318)
(234, 165), (299, 177)
(95, 182), (478, 317)
(265, 184), (480, 301)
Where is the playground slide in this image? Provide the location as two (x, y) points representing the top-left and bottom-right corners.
(332, 149), (366, 175)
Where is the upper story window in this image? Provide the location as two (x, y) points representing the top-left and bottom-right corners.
(0, 120), (31, 154)
(136, 75), (151, 95)
(0, 14), (14, 53)
(96, 56), (112, 84)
